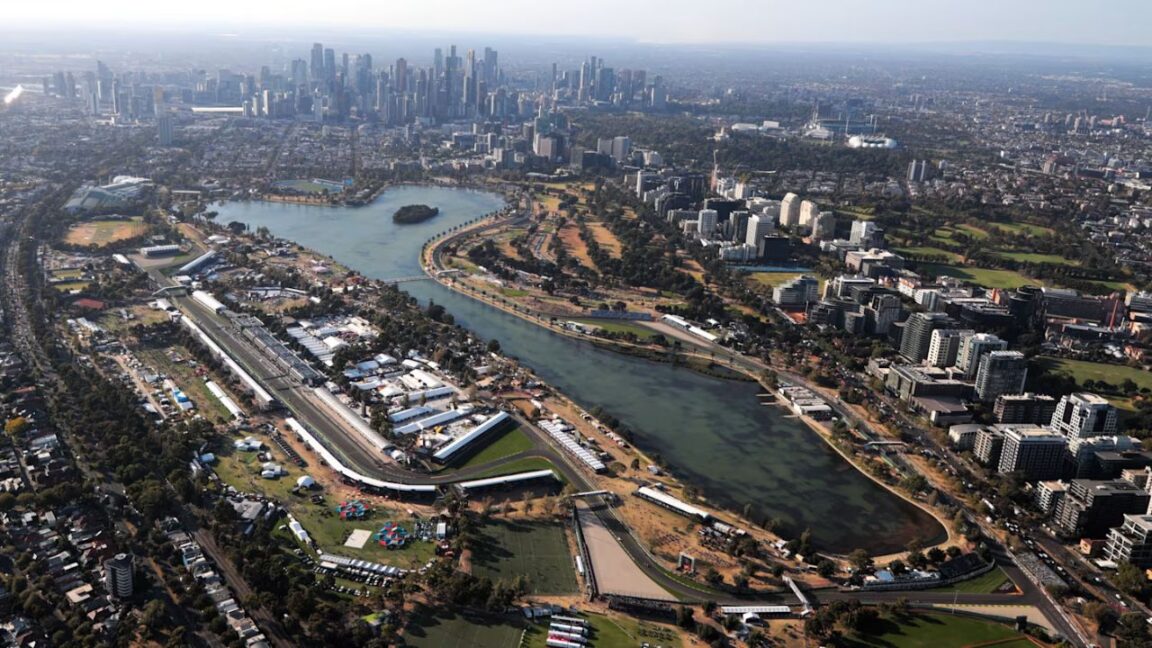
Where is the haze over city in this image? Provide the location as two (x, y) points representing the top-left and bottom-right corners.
(4, 0), (1152, 47)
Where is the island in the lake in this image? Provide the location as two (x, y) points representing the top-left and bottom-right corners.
(392, 204), (440, 224)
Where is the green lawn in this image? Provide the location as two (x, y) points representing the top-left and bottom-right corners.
(953, 224), (989, 240)
(470, 520), (577, 594)
(992, 222), (1055, 237)
(747, 271), (809, 287)
(916, 263), (1039, 290)
(844, 612), (1026, 648)
(993, 250), (1079, 266)
(574, 318), (660, 340)
(470, 457), (560, 479)
(54, 280), (90, 292)
(456, 426), (533, 469)
(501, 288), (529, 298)
(523, 613), (682, 648)
(402, 608), (525, 648)
(895, 246), (963, 262)
(929, 567), (1014, 594)
(1038, 357), (1152, 393)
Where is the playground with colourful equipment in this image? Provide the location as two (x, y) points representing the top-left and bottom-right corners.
(337, 499), (371, 520)
(376, 521), (410, 549)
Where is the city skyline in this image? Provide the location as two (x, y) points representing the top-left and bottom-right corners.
(5, 0), (1152, 48)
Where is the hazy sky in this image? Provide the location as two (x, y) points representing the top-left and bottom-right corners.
(5, 0), (1152, 47)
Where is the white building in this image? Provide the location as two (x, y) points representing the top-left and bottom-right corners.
(697, 209), (719, 238)
(1050, 393), (1118, 441)
(779, 193), (800, 228)
(772, 276), (820, 307)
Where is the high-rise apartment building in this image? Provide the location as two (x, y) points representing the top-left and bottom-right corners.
(955, 333), (1007, 378)
(975, 351), (1028, 402)
(899, 312), (958, 363)
(1050, 393), (1118, 441)
(104, 553), (134, 598)
(778, 193), (800, 228)
(997, 427), (1067, 481)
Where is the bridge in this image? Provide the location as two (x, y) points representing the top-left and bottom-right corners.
(385, 275), (434, 284)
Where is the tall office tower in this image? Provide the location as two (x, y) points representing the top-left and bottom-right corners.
(926, 328), (973, 368)
(323, 48), (336, 82)
(157, 114), (174, 146)
(849, 219), (878, 246)
(649, 75), (666, 110)
(310, 43), (324, 81)
(394, 58), (408, 94)
(1051, 393), (1118, 441)
(975, 351), (1028, 402)
(578, 61), (590, 101)
(810, 211), (836, 241)
(483, 47), (498, 83)
(696, 210), (718, 238)
(778, 193), (801, 228)
(618, 69), (633, 103)
(610, 136), (631, 163)
(111, 79), (124, 115)
(954, 332), (1006, 377)
(745, 213), (775, 251)
(291, 59), (308, 87)
(908, 159), (929, 182)
(434, 48), (444, 81)
(596, 67), (615, 101)
(899, 312), (957, 362)
(729, 211), (750, 243)
(798, 200), (820, 229)
(96, 60), (113, 101)
(996, 427), (1067, 481)
(104, 553), (134, 598)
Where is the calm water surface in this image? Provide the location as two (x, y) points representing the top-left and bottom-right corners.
(216, 186), (945, 554)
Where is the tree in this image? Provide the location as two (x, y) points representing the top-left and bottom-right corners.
(1115, 611), (1151, 646)
(848, 548), (873, 571)
(817, 560), (837, 578)
(1115, 562), (1146, 596)
(486, 339), (501, 353)
(887, 559), (907, 576)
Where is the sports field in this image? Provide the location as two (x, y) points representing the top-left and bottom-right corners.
(64, 218), (149, 247)
(457, 426), (533, 469)
(470, 520), (577, 594)
(844, 611), (1027, 647)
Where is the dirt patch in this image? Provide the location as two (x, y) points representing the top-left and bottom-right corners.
(588, 222), (622, 259)
(557, 223), (598, 271)
(64, 219), (150, 247)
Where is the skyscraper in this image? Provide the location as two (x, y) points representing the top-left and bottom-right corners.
(975, 351), (1028, 402)
(310, 43), (324, 82)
